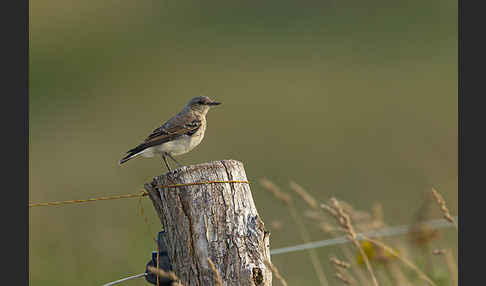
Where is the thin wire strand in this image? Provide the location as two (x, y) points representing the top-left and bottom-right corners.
(270, 216), (458, 255)
(29, 192), (148, 208)
(102, 273), (146, 286)
(29, 180), (249, 208)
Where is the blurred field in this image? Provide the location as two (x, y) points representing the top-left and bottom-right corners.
(30, 0), (457, 285)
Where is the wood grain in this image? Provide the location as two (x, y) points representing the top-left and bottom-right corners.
(145, 160), (272, 286)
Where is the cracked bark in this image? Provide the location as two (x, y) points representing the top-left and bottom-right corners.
(145, 160), (272, 286)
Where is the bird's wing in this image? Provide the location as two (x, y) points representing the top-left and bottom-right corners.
(121, 112), (202, 162)
(142, 113), (202, 147)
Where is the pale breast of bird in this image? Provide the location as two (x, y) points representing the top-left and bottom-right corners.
(153, 123), (206, 156)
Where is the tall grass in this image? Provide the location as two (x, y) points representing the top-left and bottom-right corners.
(262, 179), (458, 286)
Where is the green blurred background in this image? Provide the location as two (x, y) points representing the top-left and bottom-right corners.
(30, 0), (457, 285)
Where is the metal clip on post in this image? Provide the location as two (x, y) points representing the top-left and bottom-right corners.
(145, 230), (174, 285)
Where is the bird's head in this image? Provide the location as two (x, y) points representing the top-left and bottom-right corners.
(186, 96), (221, 115)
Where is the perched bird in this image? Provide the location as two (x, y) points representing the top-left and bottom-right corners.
(119, 96), (221, 171)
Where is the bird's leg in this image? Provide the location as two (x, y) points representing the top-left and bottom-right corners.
(161, 153), (172, 172)
(166, 153), (183, 168)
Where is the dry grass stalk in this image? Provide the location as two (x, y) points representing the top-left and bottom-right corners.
(305, 210), (325, 221)
(314, 211), (371, 286)
(289, 180), (318, 209)
(260, 178), (292, 206)
(330, 256), (351, 269)
(264, 259), (288, 286)
(340, 245), (372, 286)
(444, 249), (458, 286)
(370, 203), (385, 229)
(318, 222), (342, 233)
(321, 203), (338, 216)
(432, 249), (458, 286)
(335, 271), (353, 285)
(372, 203), (384, 224)
(146, 266), (182, 285)
(322, 198), (379, 286)
(308, 212), (347, 234)
(207, 258), (223, 286)
(387, 262), (413, 286)
(263, 179), (329, 286)
(409, 193), (440, 248)
(305, 210), (347, 232)
(432, 249), (446, 255)
(322, 225), (371, 286)
(288, 203), (330, 286)
(363, 237), (437, 286)
(330, 256), (354, 285)
(431, 188), (458, 230)
(338, 200), (373, 225)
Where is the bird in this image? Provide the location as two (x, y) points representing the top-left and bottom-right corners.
(119, 96), (221, 171)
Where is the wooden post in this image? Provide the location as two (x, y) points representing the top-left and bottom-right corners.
(144, 160), (272, 286)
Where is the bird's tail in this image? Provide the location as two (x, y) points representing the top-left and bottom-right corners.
(119, 144), (147, 165)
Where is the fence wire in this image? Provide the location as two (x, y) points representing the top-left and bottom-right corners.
(270, 216), (457, 255)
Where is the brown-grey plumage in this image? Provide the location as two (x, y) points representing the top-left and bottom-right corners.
(119, 96), (221, 170)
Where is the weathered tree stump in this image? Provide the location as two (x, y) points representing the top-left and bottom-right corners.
(144, 160), (272, 286)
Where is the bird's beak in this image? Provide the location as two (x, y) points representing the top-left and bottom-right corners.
(208, 101), (221, 106)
